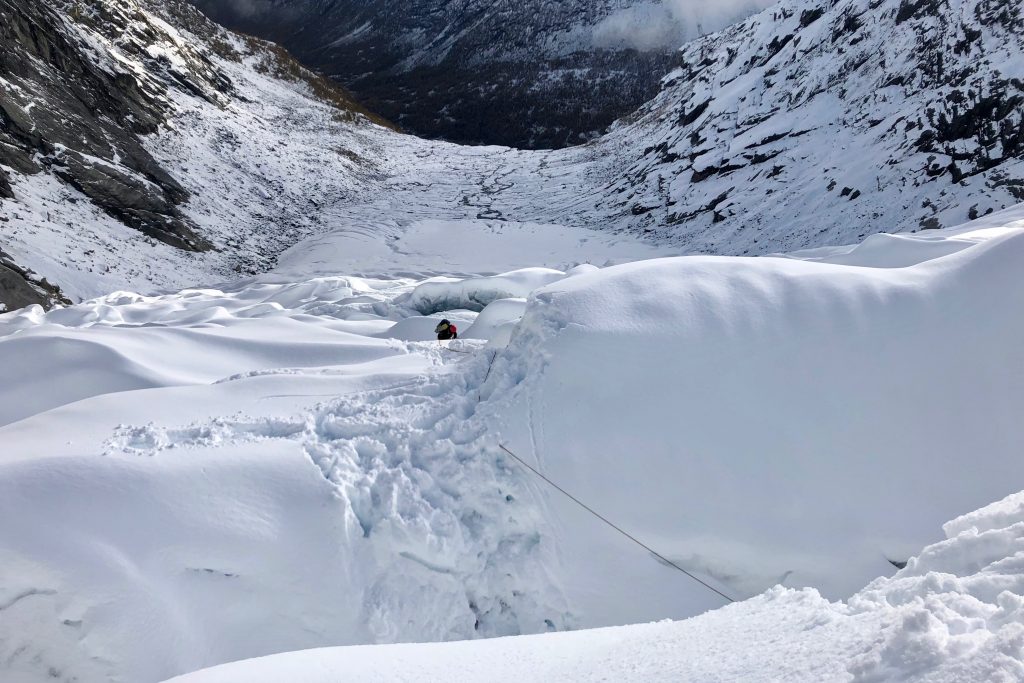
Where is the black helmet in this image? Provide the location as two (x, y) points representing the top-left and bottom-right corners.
(434, 319), (451, 334)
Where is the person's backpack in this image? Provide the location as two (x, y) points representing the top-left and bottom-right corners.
(435, 319), (458, 340)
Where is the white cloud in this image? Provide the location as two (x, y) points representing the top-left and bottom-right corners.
(592, 0), (777, 51)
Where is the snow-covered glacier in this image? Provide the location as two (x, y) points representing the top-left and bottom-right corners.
(2, 0), (1024, 680)
(1, 208), (1022, 682)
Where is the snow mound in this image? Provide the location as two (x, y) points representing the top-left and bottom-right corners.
(489, 218), (1024, 611)
(463, 298), (528, 348)
(164, 488), (1024, 682)
(846, 489), (1024, 682)
(779, 209), (1024, 268)
(0, 278), (413, 426)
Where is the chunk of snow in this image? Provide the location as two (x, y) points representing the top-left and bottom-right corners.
(463, 298), (527, 347)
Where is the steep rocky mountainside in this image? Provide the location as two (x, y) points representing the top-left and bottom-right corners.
(580, 0), (1024, 252)
(0, 0), (262, 249)
(0, 0), (387, 309)
(188, 0), (764, 149)
(0, 0), (226, 305)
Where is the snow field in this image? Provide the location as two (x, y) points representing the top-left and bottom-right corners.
(0, 263), (590, 682)
(4, 1), (1023, 680)
(1, 209), (1023, 681)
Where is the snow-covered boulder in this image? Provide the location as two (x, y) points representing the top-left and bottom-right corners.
(463, 298), (528, 348)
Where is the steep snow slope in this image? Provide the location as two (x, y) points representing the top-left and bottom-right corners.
(165, 487), (1024, 682)
(1, 208), (1021, 682)
(571, 0), (1024, 251)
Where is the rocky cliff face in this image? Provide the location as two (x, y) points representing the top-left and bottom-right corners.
(0, 0), (230, 252)
(0, 0), (232, 306)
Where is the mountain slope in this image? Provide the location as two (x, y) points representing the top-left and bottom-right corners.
(2, 0), (1023, 308)
(0, 0), (390, 308)
(574, 0), (1024, 251)
(187, 0), (768, 149)
(0, 0), (223, 253)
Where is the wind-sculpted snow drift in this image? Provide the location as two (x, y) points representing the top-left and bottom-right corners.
(1, 209), (1023, 682)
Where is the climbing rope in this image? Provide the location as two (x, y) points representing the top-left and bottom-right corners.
(435, 343), (735, 604)
(497, 443), (736, 604)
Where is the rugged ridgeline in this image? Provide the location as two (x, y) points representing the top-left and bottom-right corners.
(0, 0), (384, 311)
(187, 0), (761, 149)
(588, 0), (1024, 252)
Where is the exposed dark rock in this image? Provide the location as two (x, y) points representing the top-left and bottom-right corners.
(692, 163), (747, 183)
(680, 101), (712, 127)
(0, 249), (68, 311)
(800, 7), (826, 26)
(0, 0), (220, 251)
(896, 0), (942, 24)
(0, 168), (12, 200)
